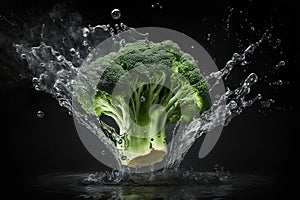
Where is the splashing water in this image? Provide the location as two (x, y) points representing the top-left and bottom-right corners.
(32, 166), (273, 199)
(9, 3), (284, 178)
(13, 17), (274, 174)
(14, 31), (265, 173)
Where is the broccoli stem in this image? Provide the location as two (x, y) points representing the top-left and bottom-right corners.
(117, 103), (168, 167)
(94, 87), (170, 167)
(94, 78), (200, 167)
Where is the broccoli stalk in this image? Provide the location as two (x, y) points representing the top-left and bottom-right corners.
(75, 40), (211, 167)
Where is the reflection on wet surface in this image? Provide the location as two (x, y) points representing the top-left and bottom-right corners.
(32, 170), (272, 199)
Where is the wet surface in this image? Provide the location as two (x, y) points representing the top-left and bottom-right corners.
(31, 171), (275, 199)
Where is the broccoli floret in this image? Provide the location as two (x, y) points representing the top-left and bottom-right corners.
(75, 40), (211, 167)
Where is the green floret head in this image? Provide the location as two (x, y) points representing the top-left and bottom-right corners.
(75, 39), (211, 167)
(94, 64), (125, 94)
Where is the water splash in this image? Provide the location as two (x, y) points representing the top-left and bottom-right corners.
(10, 4), (283, 173)
(33, 167), (272, 199)
(81, 167), (231, 186)
(14, 28), (267, 172)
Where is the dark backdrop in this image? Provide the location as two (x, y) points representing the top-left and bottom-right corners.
(0, 0), (298, 199)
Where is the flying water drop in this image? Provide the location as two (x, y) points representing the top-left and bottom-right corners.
(275, 61), (285, 70)
(82, 27), (90, 37)
(228, 100), (237, 109)
(140, 96), (146, 102)
(111, 9), (121, 20)
(69, 48), (76, 55)
(121, 155), (127, 160)
(37, 110), (45, 118)
(21, 54), (26, 59)
(261, 99), (275, 108)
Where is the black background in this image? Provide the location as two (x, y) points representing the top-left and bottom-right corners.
(0, 0), (298, 199)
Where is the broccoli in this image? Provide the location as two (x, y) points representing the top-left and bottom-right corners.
(75, 40), (211, 167)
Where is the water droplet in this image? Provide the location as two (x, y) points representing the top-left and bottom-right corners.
(151, 138), (154, 141)
(120, 23), (127, 30)
(250, 26), (255, 31)
(111, 9), (121, 20)
(37, 110), (45, 118)
(101, 150), (106, 155)
(232, 53), (241, 61)
(228, 100), (237, 109)
(273, 80), (283, 85)
(21, 54), (26, 59)
(102, 25), (108, 31)
(244, 73), (258, 86)
(32, 77), (38, 83)
(241, 61), (248, 66)
(56, 55), (64, 62)
(277, 80), (283, 85)
(273, 39), (281, 49)
(275, 61), (285, 69)
(82, 40), (88, 46)
(256, 94), (262, 100)
(151, 4), (155, 8)
(214, 164), (219, 171)
(82, 27), (89, 37)
(70, 48), (76, 55)
(267, 33), (272, 41)
(121, 155), (127, 160)
(191, 45), (194, 49)
(207, 33), (211, 41)
(261, 99), (275, 108)
(109, 27), (114, 34)
(40, 62), (45, 67)
(140, 96), (146, 102)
